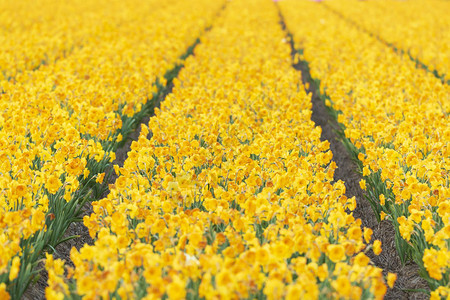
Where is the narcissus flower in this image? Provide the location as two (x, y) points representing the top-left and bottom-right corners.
(46, 174), (63, 194)
(9, 257), (21, 281)
(353, 252), (370, 267)
(327, 244), (346, 263)
(364, 228), (373, 243)
(387, 273), (397, 289)
(0, 284), (9, 300)
(359, 179), (367, 190)
(332, 275), (351, 297)
(373, 240), (382, 255)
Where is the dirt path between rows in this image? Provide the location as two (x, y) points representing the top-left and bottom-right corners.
(276, 5), (429, 300)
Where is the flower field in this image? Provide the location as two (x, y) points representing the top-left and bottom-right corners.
(324, 0), (450, 83)
(0, 0), (223, 298)
(0, 0), (448, 299)
(279, 0), (449, 298)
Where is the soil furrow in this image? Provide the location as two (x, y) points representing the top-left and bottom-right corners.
(276, 5), (429, 300)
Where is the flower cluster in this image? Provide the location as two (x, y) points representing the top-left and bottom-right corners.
(50, 0), (394, 299)
(0, 0), (90, 80)
(280, 0), (449, 297)
(325, 0), (450, 82)
(0, 0), (222, 298)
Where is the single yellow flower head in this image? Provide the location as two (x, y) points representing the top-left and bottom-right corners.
(327, 244), (346, 263)
(387, 273), (397, 289)
(373, 240), (382, 255)
(359, 179), (367, 190)
(9, 256), (21, 281)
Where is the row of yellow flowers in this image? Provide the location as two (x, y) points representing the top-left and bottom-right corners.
(325, 0), (450, 82)
(279, 0), (449, 298)
(0, 0), (140, 81)
(0, 0), (223, 298)
(2, 0), (222, 141)
(45, 0), (395, 299)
